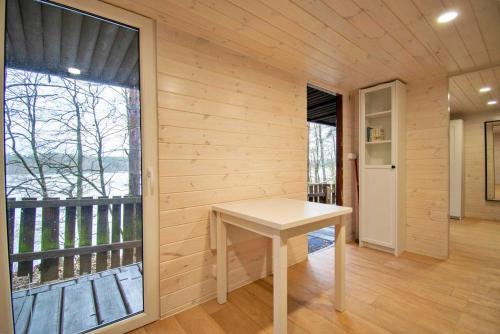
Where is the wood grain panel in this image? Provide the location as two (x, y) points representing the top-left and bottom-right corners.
(450, 66), (500, 114)
(158, 108), (304, 138)
(159, 183), (305, 210)
(99, 0), (465, 318)
(158, 125), (306, 150)
(406, 78), (450, 259)
(160, 171), (305, 194)
(106, 0), (499, 92)
(157, 92), (305, 129)
(158, 143), (304, 161)
(153, 22), (308, 316)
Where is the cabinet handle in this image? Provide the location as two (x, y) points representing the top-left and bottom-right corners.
(391, 165), (396, 169)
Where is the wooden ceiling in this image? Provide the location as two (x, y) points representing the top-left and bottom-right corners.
(5, 0), (140, 88)
(449, 66), (500, 114)
(107, 0), (500, 91)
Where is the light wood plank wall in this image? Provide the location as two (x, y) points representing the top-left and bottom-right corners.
(106, 0), (448, 314)
(406, 78), (450, 260)
(496, 135), (500, 185)
(153, 19), (446, 314)
(155, 26), (358, 316)
(451, 111), (500, 220)
(155, 23), (310, 316)
(102, 0), (357, 316)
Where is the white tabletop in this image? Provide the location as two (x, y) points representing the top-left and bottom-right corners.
(212, 198), (352, 230)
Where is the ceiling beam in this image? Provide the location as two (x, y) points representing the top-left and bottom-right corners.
(115, 34), (139, 84)
(6, 0), (28, 63)
(61, 9), (83, 69)
(42, 4), (61, 69)
(89, 24), (119, 78)
(20, 0), (43, 65)
(101, 28), (135, 81)
(76, 17), (101, 74)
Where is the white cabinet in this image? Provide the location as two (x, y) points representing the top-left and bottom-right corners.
(449, 119), (464, 218)
(359, 80), (406, 255)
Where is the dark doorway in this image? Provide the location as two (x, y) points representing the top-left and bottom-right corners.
(307, 85), (343, 253)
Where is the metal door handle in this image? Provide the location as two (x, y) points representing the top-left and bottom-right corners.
(147, 167), (154, 195)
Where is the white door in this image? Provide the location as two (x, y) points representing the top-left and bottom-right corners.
(362, 168), (395, 247)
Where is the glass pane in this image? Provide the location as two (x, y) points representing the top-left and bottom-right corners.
(365, 87), (392, 165)
(365, 87), (391, 114)
(365, 112), (392, 165)
(3, 1), (143, 333)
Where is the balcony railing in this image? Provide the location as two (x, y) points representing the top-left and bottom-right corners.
(308, 182), (335, 204)
(6, 196), (142, 284)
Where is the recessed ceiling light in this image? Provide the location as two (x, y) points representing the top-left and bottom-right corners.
(437, 11), (458, 23)
(479, 86), (492, 93)
(68, 67), (81, 75)
(487, 100), (498, 105)
(448, 93), (450, 101)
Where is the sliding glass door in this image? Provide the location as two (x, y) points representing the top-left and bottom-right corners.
(0, 1), (158, 333)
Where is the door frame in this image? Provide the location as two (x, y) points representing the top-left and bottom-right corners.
(306, 84), (344, 206)
(0, 1), (159, 333)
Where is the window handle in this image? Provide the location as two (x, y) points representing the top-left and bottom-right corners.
(147, 167), (154, 195)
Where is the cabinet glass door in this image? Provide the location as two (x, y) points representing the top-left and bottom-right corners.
(364, 87), (392, 166)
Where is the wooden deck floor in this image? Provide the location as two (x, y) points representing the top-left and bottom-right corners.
(308, 226), (335, 253)
(13, 263), (143, 334)
(131, 219), (500, 334)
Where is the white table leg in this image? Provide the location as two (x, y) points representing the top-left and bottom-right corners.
(334, 220), (346, 311)
(216, 212), (227, 304)
(272, 234), (287, 334)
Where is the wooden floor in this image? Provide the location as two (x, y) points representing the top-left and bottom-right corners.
(131, 219), (500, 334)
(14, 263), (143, 334)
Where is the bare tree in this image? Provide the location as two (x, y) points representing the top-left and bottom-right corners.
(119, 88), (141, 196)
(44, 79), (128, 198)
(328, 127), (336, 182)
(318, 125), (327, 182)
(82, 83), (128, 196)
(4, 68), (135, 202)
(62, 78), (85, 199)
(308, 122), (337, 185)
(4, 71), (59, 198)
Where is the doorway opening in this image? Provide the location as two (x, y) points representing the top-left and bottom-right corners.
(307, 85), (343, 253)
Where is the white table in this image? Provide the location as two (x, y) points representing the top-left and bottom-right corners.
(210, 198), (352, 334)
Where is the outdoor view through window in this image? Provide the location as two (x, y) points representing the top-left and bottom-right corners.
(3, 1), (144, 333)
(307, 122), (337, 253)
(308, 122), (336, 185)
